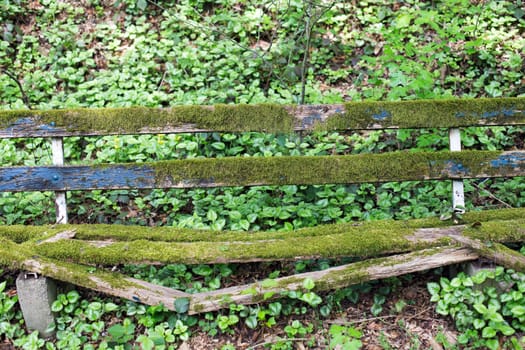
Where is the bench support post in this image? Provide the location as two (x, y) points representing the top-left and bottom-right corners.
(51, 137), (68, 224)
(17, 138), (68, 335)
(16, 272), (57, 337)
(449, 128), (465, 214)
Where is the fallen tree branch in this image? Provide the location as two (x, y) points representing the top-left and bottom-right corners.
(450, 235), (525, 272)
(30, 217), (525, 266)
(187, 247), (478, 314)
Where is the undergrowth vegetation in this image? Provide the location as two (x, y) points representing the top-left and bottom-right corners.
(0, 0), (524, 348)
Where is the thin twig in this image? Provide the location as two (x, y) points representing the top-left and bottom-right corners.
(2, 69), (32, 109)
(471, 182), (513, 208)
(299, 0), (313, 105)
(246, 337), (310, 350)
(326, 306), (434, 326)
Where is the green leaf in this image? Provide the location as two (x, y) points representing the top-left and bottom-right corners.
(66, 290), (80, 304)
(207, 209), (218, 222)
(495, 324), (515, 336)
(370, 303), (382, 316)
(136, 0), (147, 10)
(302, 278), (315, 291)
(174, 297), (190, 314)
(473, 303), (488, 315)
(245, 315), (257, 329)
(395, 13), (412, 28)
(427, 282), (440, 296)
(485, 338), (499, 350)
(137, 335), (155, 350)
(300, 292), (322, 307)
(481, 326), (497, 338)
(104, 303), (118, 312)
(473, 318), (485, 329)
(193, 265), (213, 276)
(511, 305), (525, 316)
(51, 300), (63, 312)
(268, 302), (282, 316)
(211, 142), (225, 150)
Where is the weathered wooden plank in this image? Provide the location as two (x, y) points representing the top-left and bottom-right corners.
(0, 239), (190, 307)
(451, 235), (525, 272)
(30, 218), (525, 265)
(0, 150), (524, 192)
(0, 98), (523, 137)
(2, 208), (523, 244)
(187, 247), (479, 313)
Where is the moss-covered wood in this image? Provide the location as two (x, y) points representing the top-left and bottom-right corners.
(0, 238), (189, 306)
(1, 208), (522, 245)
(324, 97), (525, 131)
(1, 98), (523, 138)
(452, 236), (525, 272)
(2, 150), (525, 192)
(187, 247), (478, 313)
(21, 217), (525, 265)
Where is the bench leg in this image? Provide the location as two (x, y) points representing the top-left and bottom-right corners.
(16, 272), (57, 338)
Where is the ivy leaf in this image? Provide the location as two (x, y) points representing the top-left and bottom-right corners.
(395, 13), (412, 28)
(302, 277), (315, 291)
(481, 326), (496, 338)
(300, 292), (322, 307)
(174, 297), (190, 314)
(485, 338), (499, 350)
(136, 0), (147, 11)
(511, 305), (525, 316)
(245, 315), (257, 329)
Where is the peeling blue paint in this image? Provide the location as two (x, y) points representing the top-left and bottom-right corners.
(490, 152), (525, 168)
(455, 107), (524, 119)
(371, 110), (391, 121)
(301, 113), (323, 128)
(2, 118), (62, 134)
(0, 165), (156, 192)
(446, 161), (469, 177)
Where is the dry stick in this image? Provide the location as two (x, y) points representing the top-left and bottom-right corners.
(247, 338), (310, 350)
(471, 182), (513, 208)
(188, 247), (478, 314)
(326, 307), (433, 326)
(451, 235), (525, 272)
(2, 70), (32, 109)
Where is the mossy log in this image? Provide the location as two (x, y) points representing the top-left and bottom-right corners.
(22, 217), (525, 265)
(2, 150), (525, 192)
(0, 97), (523, 138)
(0, 239), (189, 307)
(451, 236), (525, 272)
(187, 247), (478, 314)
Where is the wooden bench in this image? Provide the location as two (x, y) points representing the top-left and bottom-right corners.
(1, 97), (525, 316)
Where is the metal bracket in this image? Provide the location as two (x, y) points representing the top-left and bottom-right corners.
(24, 272), (39, 279)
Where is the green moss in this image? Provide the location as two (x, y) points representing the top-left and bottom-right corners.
(32, 226), (432, 265)
(464, 219), (525, 241)
(0, 104), (294, 134)
(0, 226), (60, 243)
(149, 150), (517, 188)
(2, 98), (524, 134)
(321, 97), (525, 130)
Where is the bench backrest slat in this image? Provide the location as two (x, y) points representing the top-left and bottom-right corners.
(1, 98), (524, 138)
(1, 151), (524, 192)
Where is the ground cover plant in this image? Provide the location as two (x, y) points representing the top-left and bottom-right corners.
(0, 0), (524, 348)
